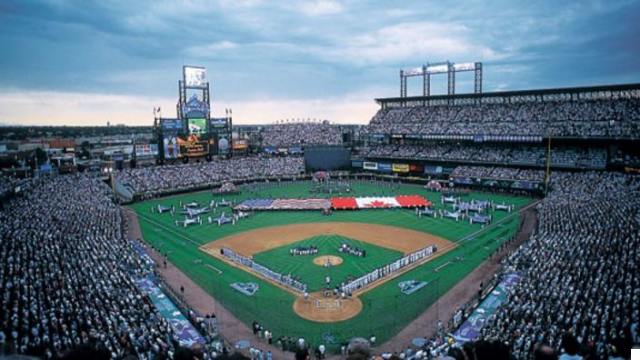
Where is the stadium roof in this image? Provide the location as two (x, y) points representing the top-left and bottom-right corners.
(375, 83), (640, 107)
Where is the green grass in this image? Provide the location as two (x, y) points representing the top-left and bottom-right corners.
(253, 235), (403, 292)
(130, 181), (533, 349)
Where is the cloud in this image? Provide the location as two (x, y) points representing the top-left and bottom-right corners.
(185, 41), (238, 57)
(304, 22), (500, 66)
(0, 89), (174, 126)
(385, 9), (413, 18)
(218, 0), (263, 8)
(0, 88), (381, 126)
(221, 89), (381, 124)
(298, 0), (344, 16)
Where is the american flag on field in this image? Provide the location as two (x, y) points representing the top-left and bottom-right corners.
(270, 198), (331, 210)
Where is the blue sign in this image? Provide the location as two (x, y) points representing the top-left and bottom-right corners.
(162, 119), (184, 132)
(181, 94), (210, 117)
(351, 160), (363, 168)
(210, 118), (228, 128)
(452, 274), (521, 342)
(137, 277), (205, 347)
(424, 165), (441, 174)
(378, 163), (392, 172)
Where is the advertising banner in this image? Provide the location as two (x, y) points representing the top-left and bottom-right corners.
(137, 277), (205, 346)
(210, 118), (228, 128)
(511, 180), (539, 190)
(424, 165), (443, 174)
(162, 119), (184, 132)
(451, 177), (474, 185)
(163, 135), (179, 159)
(392, 163), (410, 172)
(104, 145), (133, 156)
(378, 163), (392, 172)
(453, 274), (521, 342)
(218, 134), (230, 155)
(135, 144), (158, 158)
(351, 160), (363, 168)
(363, 161), (378, 170)
(233, 139), (248, 150)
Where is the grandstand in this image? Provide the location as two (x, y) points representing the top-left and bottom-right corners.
(1, 77), (639, 360)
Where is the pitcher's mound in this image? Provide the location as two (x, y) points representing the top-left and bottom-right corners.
(313, 255), (343, 267)
(294, 291), (362, 322)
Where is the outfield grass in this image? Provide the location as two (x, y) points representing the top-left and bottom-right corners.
(130, 181), (532, 349)
(253, 235), (404, 292)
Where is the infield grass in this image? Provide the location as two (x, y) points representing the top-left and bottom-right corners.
(253, 235), (404, 292)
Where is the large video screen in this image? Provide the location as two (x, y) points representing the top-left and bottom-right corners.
(163, 134), (213, 159)
(305, 146), (350, 171)
(178, 134), (211, 157)
(184, 66), (206, 88)
(188, 118), (207, 135)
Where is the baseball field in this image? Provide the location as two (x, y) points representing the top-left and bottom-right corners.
(129, 180), (532, 348)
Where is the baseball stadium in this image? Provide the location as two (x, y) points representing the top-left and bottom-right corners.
(1, 2), (640, 360)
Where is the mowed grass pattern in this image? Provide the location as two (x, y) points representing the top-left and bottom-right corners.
(130, 181), (533, 348)
(253, 235), (404, 292)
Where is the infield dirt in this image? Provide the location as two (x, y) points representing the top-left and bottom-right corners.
(200, 222), (453, 257)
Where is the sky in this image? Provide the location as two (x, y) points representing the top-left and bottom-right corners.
(0, 0), (639, 126)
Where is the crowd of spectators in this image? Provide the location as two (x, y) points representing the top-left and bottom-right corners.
(611, 149), (640, 167)
(116, 156), (304, 195)
(261, 122), (343, 147)
(364, 144), (607, 169)
(0, 174), (19, 198)
(451, 166), (546, 182)
(474, 171), (640, 359)
(367, 99), (640, 138)
(0, 175), (181, 359)
(0, 174), (38, 199)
